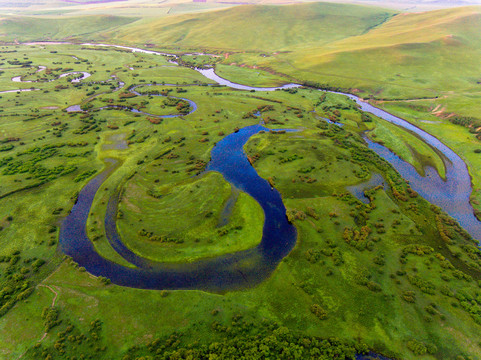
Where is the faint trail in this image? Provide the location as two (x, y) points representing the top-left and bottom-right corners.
(38, 285), (59, 307)
(17, 285), (60, 359)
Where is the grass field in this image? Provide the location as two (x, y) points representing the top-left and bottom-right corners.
(108, 3), (396, 52)
(215, 63), (292, 87)
(1, 4), (481, 359)
(0, 44), (479, 359)
(0, 15), (138, 42)
(116, 172), (264, 263)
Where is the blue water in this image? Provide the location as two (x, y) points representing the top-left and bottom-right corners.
(361, 133), (479, 238)
(356, 352), (392, 360)
(347, 173), (387, 204)
(42, 42), (466, 360)
(197, 67), (481, 240)
(58, 125), (297, 291)
(335, 94), (480, 240)
(195, 68), (301, 91)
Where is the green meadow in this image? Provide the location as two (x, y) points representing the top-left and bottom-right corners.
(0, 2), (480, 359)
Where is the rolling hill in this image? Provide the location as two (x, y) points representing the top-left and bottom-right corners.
(0, 15), (138, 42)
(0, 2), (479, 98)
(108, 2), (397, 51)
(282, 6), (481, 97)
(100, 3), (481, 98)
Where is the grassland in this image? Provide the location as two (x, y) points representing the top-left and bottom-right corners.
(1, 3), (479, 102)
(107, 3), (396, 52)
(214, 64), (292, 87)
(0, 43), (480, 360)
(116, 172), (264, 263)
(0, 3), (481, 359)
(0, 2), (479, 104)
(0, 15), (138, 42)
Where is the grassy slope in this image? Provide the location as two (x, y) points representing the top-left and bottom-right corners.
(108, 2), (396, 51)
(280, 6), (481, 97)
(1, 4), (480, 99)
(3, 3), (480, 99)
(0, 15), (139, 42)
(67, 3), (479, 106)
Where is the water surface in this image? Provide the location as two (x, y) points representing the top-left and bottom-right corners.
(59, 125), (297, 291)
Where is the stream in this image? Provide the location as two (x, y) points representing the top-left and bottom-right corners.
(7, 43), (470, 284)
(58, 125), (297, 292)
(15, 40), (478, 360)
(11, 41), (480, 265)
(197, 68), (481, 240)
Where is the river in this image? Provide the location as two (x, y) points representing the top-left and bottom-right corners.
(13, 41), (480, 254)
(58, 124), (297, 292)
(17, 40), (474, 360)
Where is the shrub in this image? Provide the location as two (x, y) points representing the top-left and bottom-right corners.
(310, 304), (328, 320)
(402, 291), (416, 303)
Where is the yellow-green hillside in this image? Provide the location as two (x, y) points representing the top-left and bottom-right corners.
(1, 3), (480, 99)
(96, 3), (481, 98)
(279, 6), (481, 97)
(0, 15), (138, 42)
(108, 2), (396, 51)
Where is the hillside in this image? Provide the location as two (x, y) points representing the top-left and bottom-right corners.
(281, 6), (481, 96)
(98, 3), (481, 99)
(164, 5), (479, 99)
(0, 15), (138, 42)
(0, 4), (479, 99)
(108, 2), (396, 51)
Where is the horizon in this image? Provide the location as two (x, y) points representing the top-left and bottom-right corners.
(1, 0), (481, 17)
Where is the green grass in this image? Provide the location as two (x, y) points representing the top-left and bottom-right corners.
(255, 6), (481, 99)
(179, 53), (221, 67)
(243, 124), (481, 359)
(1, 38), (481, 360)
(0, 15), (139, 42)
(245, 130), (371, 197)
(116, 172), (264, 263)
(215, 63), (291, 87)
(108, 3), (396, 52)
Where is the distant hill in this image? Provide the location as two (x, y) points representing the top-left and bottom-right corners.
(0, 2), (480, 98)
(108, 2), (396, 51)
(102, 3), (481, 97)
(0, 15), (138, 42)
(0, 0), (481, 14)
(280, 6), (481, 97)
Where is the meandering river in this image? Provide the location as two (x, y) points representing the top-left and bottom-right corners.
(9, 40), (477, 360)
(196, 68), (481, 240)
(58, 125), (297, 291)
(10, 41), (481, 283)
